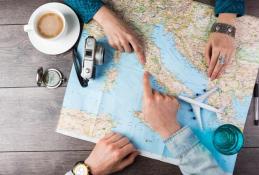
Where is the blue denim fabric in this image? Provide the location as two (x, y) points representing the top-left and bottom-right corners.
(165, 126), (225, 175)
(64, 0), (103, 23)
(215, 0), (245, 17)
(66, 127), (224, 175)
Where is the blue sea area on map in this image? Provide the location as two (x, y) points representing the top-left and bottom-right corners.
(152, 25), (208, 95)
(63, 26), (251, 174)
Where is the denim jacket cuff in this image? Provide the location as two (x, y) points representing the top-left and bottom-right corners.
(164, 126), (200, 159)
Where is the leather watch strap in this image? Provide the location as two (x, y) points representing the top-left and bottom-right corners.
(210, 22), (236, 38)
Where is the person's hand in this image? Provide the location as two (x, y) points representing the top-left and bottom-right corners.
(205, 13), (236, 80)
(93, 6), (145, 64)
(85, 133), (139, 175)
(142, 72), (181, 139)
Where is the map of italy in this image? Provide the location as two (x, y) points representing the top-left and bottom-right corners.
(57, 0), (259, 174)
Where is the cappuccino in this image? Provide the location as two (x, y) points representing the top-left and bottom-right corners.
(37, 13), (64, 39)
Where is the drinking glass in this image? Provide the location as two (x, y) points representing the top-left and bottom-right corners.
(213, 124), (244, 155)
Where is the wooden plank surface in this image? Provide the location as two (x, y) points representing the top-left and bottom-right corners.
(0, 151), (181, 175)
(0, 25), (72, 88)
(0, 0), (259, 174)
(0, 148), (259, 175)
(235, 148), (259, 175)
(0, 0), (62, 25)
(243, 97), (259, 147)
(0, 87), (94, 151)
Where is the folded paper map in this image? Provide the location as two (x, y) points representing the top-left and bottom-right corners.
(57, 0), (259, 173)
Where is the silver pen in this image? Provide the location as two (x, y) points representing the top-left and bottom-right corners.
(254, 82), (259, 126)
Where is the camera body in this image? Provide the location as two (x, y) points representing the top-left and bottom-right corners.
(81, 36), (105, 80)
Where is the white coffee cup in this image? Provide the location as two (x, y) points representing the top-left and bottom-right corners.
(24, 9), (67, 41)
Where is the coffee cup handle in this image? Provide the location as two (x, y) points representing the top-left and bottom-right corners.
(24, 24), (33, 32)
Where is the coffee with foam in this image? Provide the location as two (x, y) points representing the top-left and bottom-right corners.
(37, 13), (64, 39)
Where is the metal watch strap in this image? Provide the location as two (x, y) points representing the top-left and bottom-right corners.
(210, 22), (236, 38)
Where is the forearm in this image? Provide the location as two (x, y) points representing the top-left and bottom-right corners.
(217, 13), (236, 25)
(164, 127), (224, 175)
(64, 0), (103, 23)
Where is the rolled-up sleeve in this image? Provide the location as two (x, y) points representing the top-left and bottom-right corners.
(64, 0), (104, 23)
(164, 126), (224, 175)
(215, 0), (245, 17)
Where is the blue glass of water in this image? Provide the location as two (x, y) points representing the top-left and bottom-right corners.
(213, 124), (244, 155)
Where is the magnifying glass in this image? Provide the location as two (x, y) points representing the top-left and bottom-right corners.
(36, 67), (65, 89)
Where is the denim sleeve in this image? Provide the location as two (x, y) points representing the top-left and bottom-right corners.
(164, 126), (225, 175)
(64, 0), (104, 23)
(215, 0), (245, 17)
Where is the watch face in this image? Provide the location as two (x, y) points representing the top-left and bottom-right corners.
(73, 163), (89, 175)
(43, 69), (62, 88)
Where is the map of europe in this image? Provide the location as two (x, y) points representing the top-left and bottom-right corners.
(57, 0), (259, 174)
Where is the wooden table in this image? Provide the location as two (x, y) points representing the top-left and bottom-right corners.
(0, 0), (258, 174)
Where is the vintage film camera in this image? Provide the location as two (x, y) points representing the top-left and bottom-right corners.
(73, 36), (105, 87)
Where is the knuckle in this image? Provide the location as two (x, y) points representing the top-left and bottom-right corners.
(130, 156), (135, 163)
(212, 48), (220, 54)
(116, 42), (121, 47)
(145, 96), (153, 104)
(130, 144), (135, 150)
(126, 33), (134, 40)
(128, 143), (134, 149)
(108, 144), (116, 151)
(113, 150), (121, 159)
(114, 133), (122, 137)
(211, 40), (217, 46)
(123, 137), (129, 143)
(121, 39), (128, 45)
(99, 139), (106, 145)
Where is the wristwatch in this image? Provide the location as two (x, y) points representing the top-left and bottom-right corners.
(210, 22), (236, 38)
(72, 161), (92, 175)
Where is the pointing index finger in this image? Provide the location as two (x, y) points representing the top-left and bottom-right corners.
(143, 72), (153, 99)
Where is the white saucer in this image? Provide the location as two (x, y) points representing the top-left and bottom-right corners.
(26, 2), (80, 55)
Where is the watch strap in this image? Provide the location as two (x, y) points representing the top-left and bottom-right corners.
(210, 22), (236, 38)
(72, 161), (92, 175)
